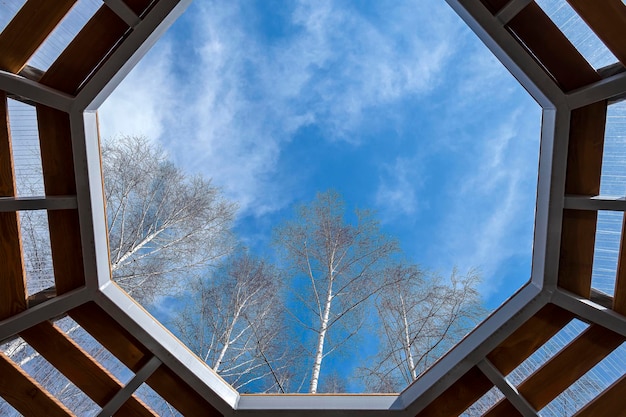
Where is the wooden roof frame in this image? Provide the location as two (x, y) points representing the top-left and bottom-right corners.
(1, 0), (626, 415)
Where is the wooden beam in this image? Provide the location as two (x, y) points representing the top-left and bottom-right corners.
(0, 211), (26, 319)
(508, 2), (600, 91)
(39, 6), (128, 95)
(0, 92), (17, 197)
(487, 304), (573, 375)
(483, 399), (519, 417)
(614, 213), (626, 315)
(0, 0), (77, 73)
(0, 92), (27, 320)
(123, 0), (155, 16)
(558, 209), (597, 297)
(146, 365), (223, 417)
(415, 366), (494, 417)
(564, 102), (608, 196)
(0, 351), (73, 417)
(566, 0), (626, 65)
(70, 302), (151, 372)
(480, 0), (511, 15)
(575, 374), (626, 417)
(20, 321), (157, 417)
(558, 102), (608, 297)
(35, 105), (84, 294)
(71, 303), (222, 416)
(485, 325), (624, 415)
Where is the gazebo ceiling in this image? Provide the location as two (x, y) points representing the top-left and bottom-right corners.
(1, 0), (626, 416)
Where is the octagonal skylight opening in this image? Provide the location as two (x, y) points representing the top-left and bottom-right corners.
(96, 0), (541, 394)
(2, 0), (626, 415)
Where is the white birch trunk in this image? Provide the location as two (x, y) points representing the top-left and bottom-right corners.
(309, 284), (333, 393)
(213, 308), (241, 372)
(400, 294), (417, 380)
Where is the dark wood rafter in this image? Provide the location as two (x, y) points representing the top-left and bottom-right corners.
(507, 2), (600, 92)
(416, 367), (495, 417)
(480, 401), (523, 417)
(39, 6), (129, 95)
(70, 303), (151, 372)
(35, 106), (84, 294)
(1, 1), (626, 415)
(20, 321), (157, 417)
(0, 0), (77, 73)
(614, 213), (626, 315)
(0, 92), (27, 320)
(487, 304), (573, 375)
(485, 325), (624, 415)
(0, 352), (73, 417)
(566, 0), (626, 66)
(146, 366), (224, 417)
(124, 0), (157, 17)
(575, 374), (626, 417)
(69, 303), (222, 416)
(479, 0), (511, 15)
(558, 102), (608, 297)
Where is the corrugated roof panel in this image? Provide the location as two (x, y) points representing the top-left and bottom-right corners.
(535, 0), (618, 69)
(506, 319), (588, 386)
(0, 336), (101, 416)
(7, 99), (44, 197)
(591, 211), (622, 297)
(54, 316), (134, 385)
(19, 210), (54, 296)
(0, 0), (27, 33)
(26, 0), (102, 71)
(539, 341), (626, 416)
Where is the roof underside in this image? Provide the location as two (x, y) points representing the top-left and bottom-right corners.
(1, 0), (626, 415)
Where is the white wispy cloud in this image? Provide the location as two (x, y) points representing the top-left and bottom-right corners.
(98, 41), (176, 142)
(98, 0), (540, 301)
(375, 157), (423, 219)
(99, 0), (459, 218)
(431, 107), (540, 298)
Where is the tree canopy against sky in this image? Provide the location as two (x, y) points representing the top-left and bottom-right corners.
(103, 136), (236, 303)
(274, 190), (399, 393)
(99, 0), (543, 310)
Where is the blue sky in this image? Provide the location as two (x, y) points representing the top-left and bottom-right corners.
(99, 0), (541, 310)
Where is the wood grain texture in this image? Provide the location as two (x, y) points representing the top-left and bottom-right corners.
(0, 92), (17, 197)
(39, 6), (128, 95)
(0, 0), (77, 73)
(146, 365), (223, 417)
(35, 105), (85, 293)
(485, 325), (624, 415)
(508, 2), (600, 91)
(614, 213), (626, 314)
(558, 102), (608, 297)
(564, 102), (608, 196)
(566, 0), (626, 65)
(0, 92), (27, 320)
(575, 374), (626, 417)
(558, 209), (597, 297)
(20, 321), (157, 417)
(487, 304), (573, 375)
(0, 211), (27, 320)
(0, 351), (73, 417)
(70, 302), (151, 372)
(71, 303), (222, 416)
(416, 367), (494, 417)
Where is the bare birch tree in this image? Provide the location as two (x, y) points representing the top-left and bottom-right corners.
(170, 252), (291, 392)
(363, 266), (484, 392)
(103, 136), (236, 302)
(2, 135), (237, 405)
(274, 190), (399, 393)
